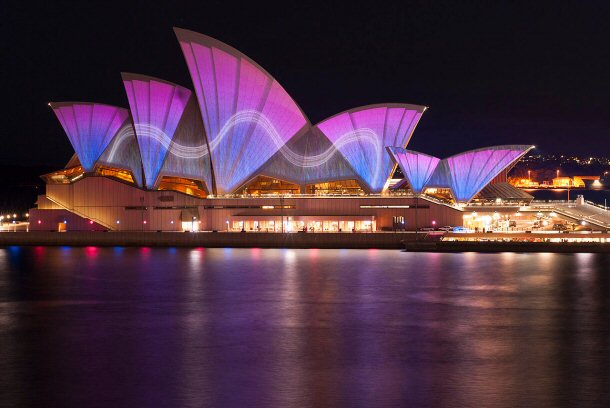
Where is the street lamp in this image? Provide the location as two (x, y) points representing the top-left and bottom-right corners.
(280, 195), (285, 233)
(415, 193), (419, 239)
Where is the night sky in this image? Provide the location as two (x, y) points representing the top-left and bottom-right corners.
(3, 1), (610, 168)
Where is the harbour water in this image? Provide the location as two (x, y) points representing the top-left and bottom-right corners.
(530, 188), (610, 206)
(1, 247), (609, 407)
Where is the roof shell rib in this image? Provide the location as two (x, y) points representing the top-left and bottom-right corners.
(96, 119), (144, 187)
(429, 145), (534, 203)
(50, 102), (130, 172)
(315, 104), (426, 193)
(254, 128), (359, 187)
(122, 73), (193, 189)
(174, 27), (310, 194)
(386, 147), (440, 194)
(156, 93), (215, 193)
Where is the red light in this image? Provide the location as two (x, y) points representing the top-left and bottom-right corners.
(89, 220), (94, 225)
(143, 220), (147, 224)
(37, 220), (42, 224)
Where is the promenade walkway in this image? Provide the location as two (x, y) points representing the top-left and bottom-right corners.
(528, 200), (610, 229)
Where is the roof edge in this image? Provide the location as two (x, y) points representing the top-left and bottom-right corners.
(314, 103), (428, 127)
(120, 72), (191, 91)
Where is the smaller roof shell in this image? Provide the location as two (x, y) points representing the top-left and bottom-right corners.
(386, 147), (440, 194)
(50, 102), (130, 172)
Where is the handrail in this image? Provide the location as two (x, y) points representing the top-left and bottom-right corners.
(44, 195), (114, 230)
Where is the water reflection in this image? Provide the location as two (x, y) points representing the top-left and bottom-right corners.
(0, 247), (609, 407)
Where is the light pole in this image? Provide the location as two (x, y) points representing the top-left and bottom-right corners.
(140, 196), (144, 231)
(280, 195), (285, 233)
(415, 194), (419, 240)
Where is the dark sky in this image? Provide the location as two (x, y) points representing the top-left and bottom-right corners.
(3, 1), (610, 167)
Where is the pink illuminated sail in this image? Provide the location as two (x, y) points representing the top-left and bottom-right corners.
(316, 104), (426, 192)
(427, 145), (534, 202)
(122, 73), (193, 189)
(386, 147), (440, 194)
(50, 102), (130, 172)
(175, 28), (309, 194)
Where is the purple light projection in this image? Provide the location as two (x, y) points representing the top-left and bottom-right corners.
(316, 104), (426, 193)
(97, 120), (144, 187)
(256, 128), (359, 186)
(122, 73), (192, 188)
(175, 28), (309, 194)
(386, 147), (440, 194)
(50, 102), (130, 172)
(157, 97), (215, 194)
(444, 145), (534, 202)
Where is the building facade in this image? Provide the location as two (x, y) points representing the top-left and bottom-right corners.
(31, 28), (533, 232)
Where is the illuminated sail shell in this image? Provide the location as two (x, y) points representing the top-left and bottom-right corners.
(175, 28), (309, 194)
(50, 102), (129, 172)
(256, 128), (358, 186)
(428, 145), (534, 202)
(386, 147), (439, 194)
(122, 73), (194, 189)
(316, 104), (426, 193)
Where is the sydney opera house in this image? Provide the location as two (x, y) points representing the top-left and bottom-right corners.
(30, 28), (534, 232)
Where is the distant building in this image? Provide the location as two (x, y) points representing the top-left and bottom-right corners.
(31, 28), (534, 232)
(552, 177), (586, 188)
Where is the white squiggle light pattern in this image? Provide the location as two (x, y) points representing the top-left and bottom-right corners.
(107, 110), (383, 183)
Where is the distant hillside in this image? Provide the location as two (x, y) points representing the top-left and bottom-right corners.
(0, 165), (55, 214)
(511, 157), (610, 185)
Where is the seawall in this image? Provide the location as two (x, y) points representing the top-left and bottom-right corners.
(405, 241), (610, 253)
(0, 231), (414, 249)
(4, 232), (609, 252)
